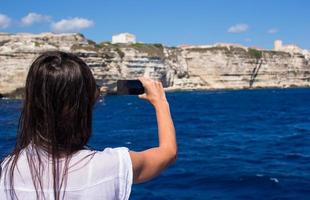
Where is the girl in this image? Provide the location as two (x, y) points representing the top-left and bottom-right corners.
(0, 51), (177, 200)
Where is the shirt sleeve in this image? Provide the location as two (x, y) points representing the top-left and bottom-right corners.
(115, 147), (133, 200)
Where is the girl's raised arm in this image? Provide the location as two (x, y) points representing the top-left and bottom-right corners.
(129, 76), (177, 183)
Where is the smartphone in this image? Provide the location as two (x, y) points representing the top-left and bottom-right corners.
(117, 80), (145, 95)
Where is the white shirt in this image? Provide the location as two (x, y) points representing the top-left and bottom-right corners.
(0, 145), (133, 200)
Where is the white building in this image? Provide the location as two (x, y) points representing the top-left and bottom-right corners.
(274, 40), (306, 54)
(112, 33), (136, 44)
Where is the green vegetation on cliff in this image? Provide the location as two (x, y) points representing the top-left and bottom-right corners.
(248, 48), (263, 59)
(71, 41), (165, 59)
(129, 43), (164, 58)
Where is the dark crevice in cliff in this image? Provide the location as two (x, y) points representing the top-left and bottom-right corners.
(249, 59), (263, 88)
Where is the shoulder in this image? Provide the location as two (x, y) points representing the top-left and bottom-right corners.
(90, 147), (132, 177)
(0, 148), (27, 170)
(0, 149), (28, 186)
(102, 147), (133, 199)
(86, 147), (132, 178)
(71, 147), (133, 198)
(85, 147), (133, 198)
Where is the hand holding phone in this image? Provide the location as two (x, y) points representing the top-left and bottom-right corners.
(137, 77), (168, 107)
(117, 80), (145, 95)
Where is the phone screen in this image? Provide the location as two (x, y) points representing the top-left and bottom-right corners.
(117, 80), (145, 95)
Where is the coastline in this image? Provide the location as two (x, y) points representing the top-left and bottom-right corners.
(1, 32), (310, 99)
(2, 85), (310, 99)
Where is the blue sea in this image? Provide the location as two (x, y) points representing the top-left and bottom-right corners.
(1, 88), (310, 199)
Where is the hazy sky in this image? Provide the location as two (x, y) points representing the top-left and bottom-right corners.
(1, 0), (309, 49)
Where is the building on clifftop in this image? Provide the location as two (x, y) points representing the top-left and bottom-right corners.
(274, 39), (309, 55)
(112, 33), (136, 44)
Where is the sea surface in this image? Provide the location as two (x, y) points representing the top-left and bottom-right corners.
(1, 88), (310, 199)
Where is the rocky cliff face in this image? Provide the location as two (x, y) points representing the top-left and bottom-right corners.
(0, 32), (309, 98)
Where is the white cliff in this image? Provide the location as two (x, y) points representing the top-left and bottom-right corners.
(0, 32), (309, 98)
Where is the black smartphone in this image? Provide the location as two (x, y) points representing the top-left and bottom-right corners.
(117, 80), (145, 95)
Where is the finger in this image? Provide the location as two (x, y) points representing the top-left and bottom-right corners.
(154, 81), (159, 87)
(138, 76), (145, 82)
(155, 81), (161, 87)
(138, 76), (144, 85)
(139, 76), (150, 83)
(138, 93), (147, 100)
(138, 76), (148, 87)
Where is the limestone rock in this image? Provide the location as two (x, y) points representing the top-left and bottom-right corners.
(0, 32), (309, 98)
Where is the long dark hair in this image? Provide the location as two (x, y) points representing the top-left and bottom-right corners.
(1, 51), (100, 199)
